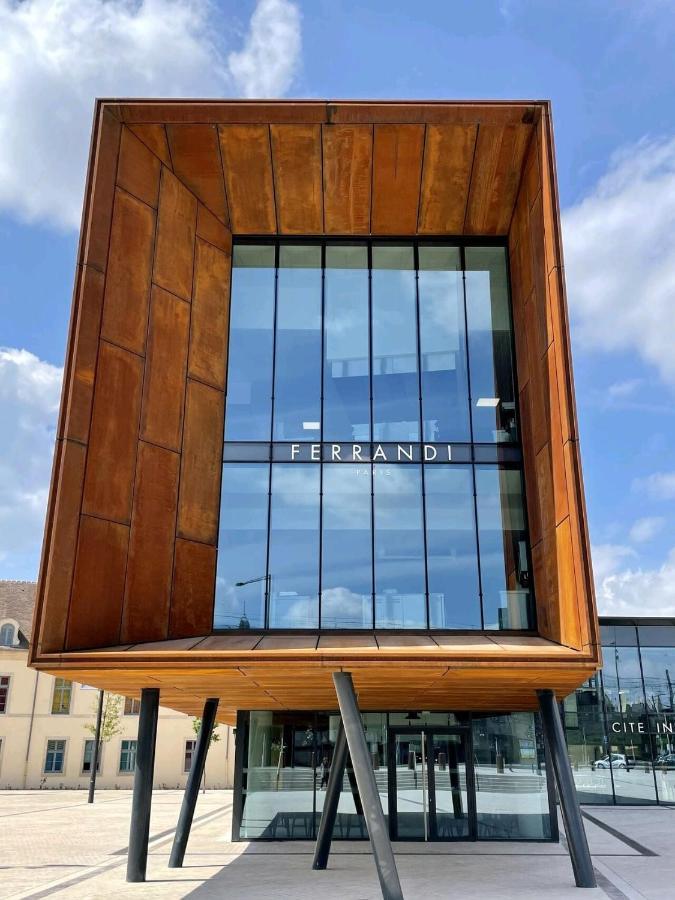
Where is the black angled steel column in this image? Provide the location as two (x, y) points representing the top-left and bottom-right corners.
(312, 718), (348, 870)
(538, 689), (596, 888)
(169, 697), (219, 868)
(333, 672), (403, 900)
(126, 687), (160, 883)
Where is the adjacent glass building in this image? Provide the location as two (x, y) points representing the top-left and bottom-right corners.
(565, 618), (675, 806)
(215, 240), (533, 634)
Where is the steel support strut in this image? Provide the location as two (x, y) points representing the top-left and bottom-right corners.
(87, 689), (104, 803)
(538, 689), (596, 888)
(333, 672), (404, 900)
(169, 697), (219, 868)
(126, 687), (160, 882)
(312, 719), (348, 870)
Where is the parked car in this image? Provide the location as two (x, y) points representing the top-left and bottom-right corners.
(654, 752), (675, 769)
(595, 753), (627, 769)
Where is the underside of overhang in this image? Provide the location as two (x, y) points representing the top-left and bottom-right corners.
(32, 632), (599, 724)
(102, 99), (546, 239)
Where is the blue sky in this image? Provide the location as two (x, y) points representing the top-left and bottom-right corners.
(1, 0), (674, 615)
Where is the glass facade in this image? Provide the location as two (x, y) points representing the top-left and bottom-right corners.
(216, 240), (533, 632)
(237, 709), (553, 842)
(564, 619), (675, 806)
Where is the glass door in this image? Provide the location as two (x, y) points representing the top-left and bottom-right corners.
(388, 727), (475, 841)
(428, 732), (472, 839)
(391, 730), (429, 839)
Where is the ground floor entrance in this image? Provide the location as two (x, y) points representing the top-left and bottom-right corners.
(389, 727), (474, 840)
(233, 710), (557, 843)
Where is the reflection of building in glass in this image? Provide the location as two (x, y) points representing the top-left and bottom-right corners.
(215, 241), (531, 633)
(564, 618), (675, 805)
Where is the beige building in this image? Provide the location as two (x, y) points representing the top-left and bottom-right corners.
(0, 582), (234, 790)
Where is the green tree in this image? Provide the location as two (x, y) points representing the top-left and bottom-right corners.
(84, 692), (123, 743)
(192, 716), (221, 744)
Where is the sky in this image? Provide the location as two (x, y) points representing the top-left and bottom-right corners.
(1, 0), (674, 617)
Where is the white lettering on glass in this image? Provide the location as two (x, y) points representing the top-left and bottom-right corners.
(291, 443), (300, 459)
(424, 445), (437, 461)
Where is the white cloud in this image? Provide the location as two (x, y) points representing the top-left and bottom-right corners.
(0, 0), (302, 230)
(229, 0), (301, 98)
(0, 348), (62, 576)
(632, 471), (675, 500)
(563, 136), (675, 385)
(591, 543), (636, 584)
(595, 547), (675, 618)
(629, 516), (666, 543)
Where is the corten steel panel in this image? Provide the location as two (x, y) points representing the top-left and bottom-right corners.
(177, 379), (224, 545)
(189, 237), (231, 390)
(371, 124), (425, 234)
(196, 204), (231, 252)
(31, 100), (599, 715)
(218, 124), (276, 233)
(166, 123), (229, 225)
(140, 285), (190, 452)
(100, 189), (155, 355)
(122, 441), (180, 643)
(82, 340), (144, 524)
(59, 266), (105, 444)
(270, 124), (323, 234)
(128, 123), (172, 168)
(170, 539), (217, 638)
(67, 515), (129, 650)
(417, 124), (477, 234)
(464, 124), (530, 234)
(153, 169), (198, 301)
(322, 124), (372, 234)
(117, 126), (161, 208)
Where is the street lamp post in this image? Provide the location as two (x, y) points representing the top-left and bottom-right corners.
(234, 574), (270, 629)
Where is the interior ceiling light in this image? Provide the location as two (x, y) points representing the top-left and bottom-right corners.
(476, 397), (500, 407)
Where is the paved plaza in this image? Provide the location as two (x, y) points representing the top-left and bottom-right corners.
(1, 789), (673, 899)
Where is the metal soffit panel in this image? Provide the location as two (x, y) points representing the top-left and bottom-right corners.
(112, 100), (542, 238)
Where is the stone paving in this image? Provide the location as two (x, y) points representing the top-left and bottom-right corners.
(1, 789), (673, 899)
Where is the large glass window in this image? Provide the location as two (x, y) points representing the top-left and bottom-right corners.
(321, 465), (373, 628)
(218, 240), (533, 632)
(268, 464), (320, 628)
(224, 245), (276, 441)
(602, 642), (657, 804)
(215, 464), (270, 629)
(373, 465), (426, 628)
(372, 245), (419, 441)
(425, 465), (480, 629)
(419, 245), (470, 442)
(273, 246), (322, 440)
(472, 713), (552, 839)
(475, 467), (531, 630)
(564, 674), (614, 804)
(465, 247), (518, 443)
(323, 244), (370, 441)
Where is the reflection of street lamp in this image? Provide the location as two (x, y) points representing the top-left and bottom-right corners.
(234, 574), (270, 629)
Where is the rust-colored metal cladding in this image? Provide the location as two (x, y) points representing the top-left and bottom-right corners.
(30, 100), (599, 725)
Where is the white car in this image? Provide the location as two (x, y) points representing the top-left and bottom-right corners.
(595, 753), (627, 769)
